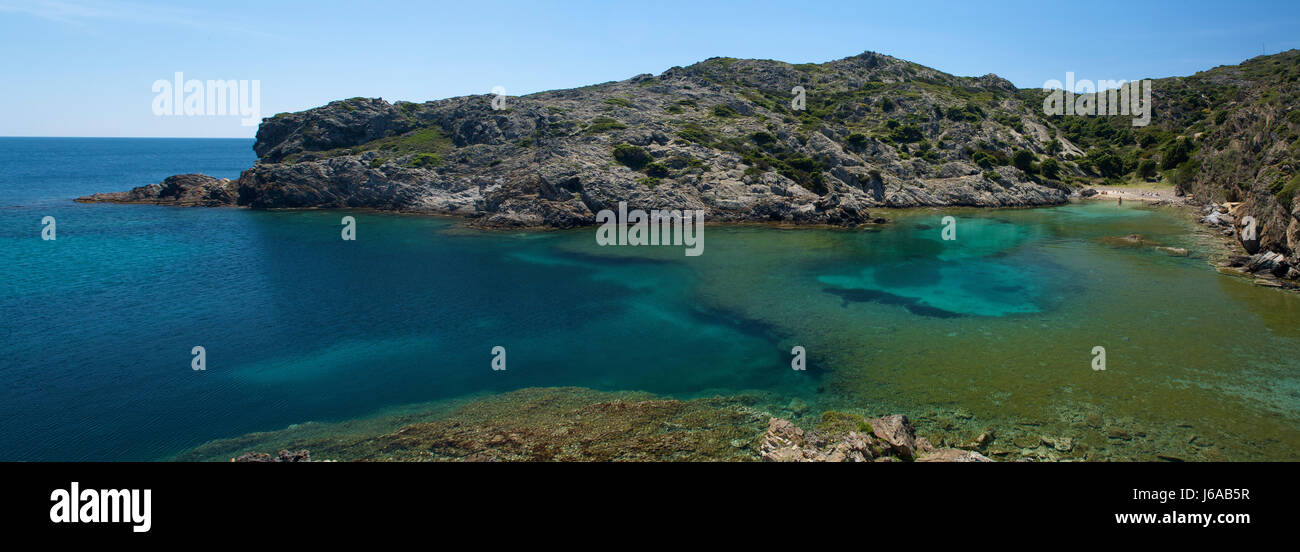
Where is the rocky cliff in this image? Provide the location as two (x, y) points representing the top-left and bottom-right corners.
(79, 49), (1300, 239)
(81, 51), (1079, 226)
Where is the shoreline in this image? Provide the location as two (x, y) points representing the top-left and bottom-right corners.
(174, 386), (994, 462)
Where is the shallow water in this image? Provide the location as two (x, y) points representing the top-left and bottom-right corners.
(2, 138), (1297, 461)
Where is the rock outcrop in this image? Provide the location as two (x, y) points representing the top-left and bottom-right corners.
(79, 51), (1078, 227)
(1169, 51), (1300, 284)
(77, 173), (237, 207)
(759, 415), (993, 462)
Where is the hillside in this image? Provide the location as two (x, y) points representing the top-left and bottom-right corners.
(80, 50), (1300, 249)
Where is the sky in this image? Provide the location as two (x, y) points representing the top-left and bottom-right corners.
(1, 0), (1297, 138)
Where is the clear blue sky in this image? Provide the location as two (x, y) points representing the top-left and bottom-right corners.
(2, 0), (1297, 137)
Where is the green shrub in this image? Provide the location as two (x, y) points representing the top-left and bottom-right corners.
(1160, 137), (1194, 170)
(676, 122), (715, 144)
(1012, 149), (1036, 173)
(1085, 146), (1125, 177)
(1040, 157), (1061, 179)
(711, 104), (739, 117)
(408, 153), (442, 168)
(603, 97), (634, 108)
(846, 133), (868, 148)
(643, 162), (670, 178)
(750, 131), (777, 146)
(637, 176), (660, 188)
(1137, 159), (1158, 179)
(612, 144), (653, 170)
(888, 123), (924, 143)
(984, 170), (1001, 180)
(1275, 173), (1300, 209)
(584, 117), (627, 134)
(972, 151), (998, 169)
(1173, 158), (1202, 188)
(946, 102), (984, 121)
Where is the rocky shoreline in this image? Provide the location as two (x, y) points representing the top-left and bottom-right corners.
(1192, 201), (1300, 290)
(179, 387), (999, 462)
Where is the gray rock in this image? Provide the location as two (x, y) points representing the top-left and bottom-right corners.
(82, 52), (1072, 228)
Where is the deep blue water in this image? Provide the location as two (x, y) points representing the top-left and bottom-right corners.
(0, 138), (808, 460)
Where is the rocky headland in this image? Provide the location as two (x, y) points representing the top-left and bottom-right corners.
(77, 50), (1300, 285)
(80, 51), (1085, 227)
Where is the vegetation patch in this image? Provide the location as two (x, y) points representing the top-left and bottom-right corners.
(585, 117), (627, 134)
(612, 144), (654, 170)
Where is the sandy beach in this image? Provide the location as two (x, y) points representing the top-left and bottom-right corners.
(1081, 183), (1188, 205)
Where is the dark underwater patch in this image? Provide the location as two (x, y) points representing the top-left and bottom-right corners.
(822, 287), (964, 319)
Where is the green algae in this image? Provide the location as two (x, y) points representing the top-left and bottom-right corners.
(539, 202), (1300, 461)
(176, 387), (773, 462)
(817, 411), (874, 434)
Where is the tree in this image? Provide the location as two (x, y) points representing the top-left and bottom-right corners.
(1040, 158), (1061, 179)
(1160, 138), (1193, 170)
(1012, 149), (1037, 173)
(972, 151), (997, 169)
(1137, 159), (1158, 179)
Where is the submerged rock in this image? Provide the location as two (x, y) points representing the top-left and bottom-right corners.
(915, 448), (993, 462)
(232, 449), (313, 462)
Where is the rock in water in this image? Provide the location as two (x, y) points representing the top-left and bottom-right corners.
(78, 174), (237, 207)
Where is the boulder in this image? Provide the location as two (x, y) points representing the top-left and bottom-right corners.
(867, 414), (917, 459)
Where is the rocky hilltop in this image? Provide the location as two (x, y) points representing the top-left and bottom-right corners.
(81, 51), (1080, 227)
(79, 49), (1300, 253)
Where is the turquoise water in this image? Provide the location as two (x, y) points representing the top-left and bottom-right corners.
(2, 138), (1298, 461)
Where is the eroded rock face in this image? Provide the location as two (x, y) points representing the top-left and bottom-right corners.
(255, 98), (416, 163)
(81, 51), (1077, 228)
